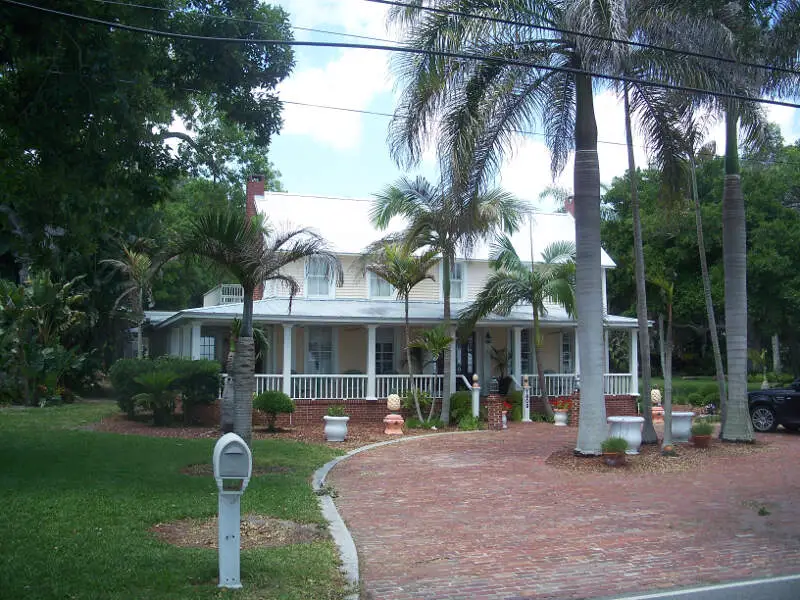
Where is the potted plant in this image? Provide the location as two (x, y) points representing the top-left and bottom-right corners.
(600, 436), (628, 467)
(691, 420), (714, 448)
(552, 398), (570, 426)
(323, 405), (349, 442)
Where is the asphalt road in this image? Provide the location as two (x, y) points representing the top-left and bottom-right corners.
(594, 574), (800, 600)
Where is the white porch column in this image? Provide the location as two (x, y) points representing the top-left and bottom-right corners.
(630, 328), (639, 396)
(366, 325), (377, 400)
(282, 324), (293, 396)
(574, 327), (580, 376)
(191, 323), (202, 360)
(512, 326), (523, 387)
(182, 324), (192, 357)
(603, 329), (610, 372)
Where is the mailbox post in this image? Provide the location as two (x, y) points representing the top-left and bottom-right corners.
(212, 433), (252, 589)
(522, 375), (531, 422)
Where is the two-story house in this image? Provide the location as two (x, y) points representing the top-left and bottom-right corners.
(147, 175), (639, 406)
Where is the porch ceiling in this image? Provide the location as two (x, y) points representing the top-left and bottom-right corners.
(156, 298), (638, 329)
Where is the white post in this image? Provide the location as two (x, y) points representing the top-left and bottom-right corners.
(603, 329), (610, 372)
(471, 374), (480, 417)
(573, 327), (580, 375)
(512, 326), (522, 386)
(522, 375), (531, 422)
(366, 325), (377, 400)
(630, 328), (639, 396)
(282, 324), (293, 396)
(218, 493), (242, 588)
(191, 323), (202, 360)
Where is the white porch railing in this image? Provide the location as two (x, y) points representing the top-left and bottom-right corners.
(255, 374), (283, 394)
(376, 374), (444, 399)
(291, 374), (368, 400)
(521, 373), (632, 396)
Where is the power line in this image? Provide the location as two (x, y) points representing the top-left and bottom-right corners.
(87, 0), (397, 44)
(365, 0), (800, 77)
(4, 0), (800, 111)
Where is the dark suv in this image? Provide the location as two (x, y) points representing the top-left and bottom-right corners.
(748, 382), (800, 432)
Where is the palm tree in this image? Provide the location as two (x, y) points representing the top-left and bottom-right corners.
(175, 208), (342, 445)
(459, 237), (576, 419)
(650, 275), (675, 447)
(386, 1), (720, 453)
(364, 243), (440, 421)
(102, 242), (158, 359)
(370, 176), (526, 424)
(409, 324), (452, 421)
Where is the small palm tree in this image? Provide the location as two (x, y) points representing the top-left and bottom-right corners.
(364, 243), (440, 422)
(370, 176), (527, 423)
(102, 242), (158, 359)
(459, 237), (576, 418)
(175, 207), (342, 445)
(409, 324), (451, 421)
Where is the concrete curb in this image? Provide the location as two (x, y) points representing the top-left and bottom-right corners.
(311, 430), (489, 600)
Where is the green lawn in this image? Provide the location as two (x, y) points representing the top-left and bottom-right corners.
(647, 375), (765, 400)
(0, 402), (347, 600)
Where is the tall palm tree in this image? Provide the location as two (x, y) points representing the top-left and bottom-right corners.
(651, 274), (675, 447)
(460, 237), (576, 419)
(387, 1), (721, 453)
(370, 176), (526, 424)
(102, 242), (158, 359)
(176, 208), (342, 445)
(364, 243), (440, 421)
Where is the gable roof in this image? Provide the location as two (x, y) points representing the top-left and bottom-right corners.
(256, 192), (616, 268)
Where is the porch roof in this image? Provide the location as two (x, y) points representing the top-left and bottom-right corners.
(155, 298), (638, 329)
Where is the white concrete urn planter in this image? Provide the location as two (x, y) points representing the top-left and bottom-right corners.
(671, 412), (695, 443)
(323, 416), (349, 442)
(607, 416), (645, 454)
(553, 410), (568, 427)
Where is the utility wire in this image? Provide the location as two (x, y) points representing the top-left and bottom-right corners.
(4, 0), (800, 111)
(366, 0), (800, 77)
(87, 0), (397, 44)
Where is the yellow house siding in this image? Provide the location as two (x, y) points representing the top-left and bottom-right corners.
(339, 326), (367, 372)
(408, 267), (439, 301)
(467, 261), (490, 301)
(338, 256), (368, 299)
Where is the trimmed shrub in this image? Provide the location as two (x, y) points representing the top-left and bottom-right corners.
(704, 392), (719, 407)
(458, 415), (481, 431)
(700, 383), (719, 397)
(405, 417), (444, 430)
(449, 391), (472, 423)
(109, 359), (156, 418)
(510, 404), (523, 422)
(156, 357), (221, 422)
(691, 420), (714, 436)
(687, 392), (704, 407)
(601, 436), (628, 454)
(402, 389), (433, 415)
(253, 390), (295, 432)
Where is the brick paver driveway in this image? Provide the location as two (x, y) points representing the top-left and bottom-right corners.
(328, 423), (800, 599)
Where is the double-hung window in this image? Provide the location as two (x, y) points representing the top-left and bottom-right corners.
(306, 257), (332, 297)
(561, 331), (574, 373)
(307, 327), (333, 373)
(200, 336), (216, 361)
(447, 262), (465, 300)
(375, 328), (394, 374)
(370, 272), (394, 299)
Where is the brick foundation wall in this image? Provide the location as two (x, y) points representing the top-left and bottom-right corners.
(567, 393), (639, 428)
(193, 399), (397, 427)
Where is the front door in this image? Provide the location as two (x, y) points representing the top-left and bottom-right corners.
(435, 332), (475, 389)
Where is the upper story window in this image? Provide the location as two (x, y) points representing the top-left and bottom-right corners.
(305, 257), (333, 297)
(444, 261), (465, 300)
(369, 272), (395, 299)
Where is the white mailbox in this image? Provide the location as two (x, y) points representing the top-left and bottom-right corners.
(212, 433), (252, 589)
(213, 432), (252, 494)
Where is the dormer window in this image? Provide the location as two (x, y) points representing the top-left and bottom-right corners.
(369, 272), (395, 299)
(305, 257), (333, 297)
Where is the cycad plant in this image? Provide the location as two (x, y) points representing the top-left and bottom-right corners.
(175, 207), (342, 444)
(370, 176), (526, 423)
(364, 243), (440, 421)
(132, 370), (179, 426)
(460, 238), (576, 418)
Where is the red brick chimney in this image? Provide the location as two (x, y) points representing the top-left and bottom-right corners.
(564, 196), (575, 216)
(246, 174), (265, 300)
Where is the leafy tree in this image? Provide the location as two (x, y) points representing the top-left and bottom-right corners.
(364, 244), (440, 422)
(174, 208), (342, 445)
(459, 238), (576, 418)
(370, 176), (526, 424)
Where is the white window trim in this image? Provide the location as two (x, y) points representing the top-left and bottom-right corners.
(304, 257), (336, 299)
(439, 260), (467, 301)
(367, 271), (396, 300)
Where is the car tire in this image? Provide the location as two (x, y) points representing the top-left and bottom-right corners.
(750, 405), (778, 432)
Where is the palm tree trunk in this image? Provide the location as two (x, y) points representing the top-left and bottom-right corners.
(405, 299), (424, 422)
(660, 313), (673, 447)
(573, 72), (607, 456)
(440, 252), (453, 424)
(721, 108), (754, 442)
(233, 290), (257, 446)
(533, 310), (554, 418)
(221, 350), (235, 433)
(690, 157), (727, 421)
(623, 84), (657, 444)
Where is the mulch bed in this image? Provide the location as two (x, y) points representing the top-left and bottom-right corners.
(545, 437), (775, 475)
(150, 514), (328, 550)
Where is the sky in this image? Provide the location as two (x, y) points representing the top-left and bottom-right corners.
(268, 0), (800, 210)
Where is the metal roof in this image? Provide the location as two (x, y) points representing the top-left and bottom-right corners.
(156, 297), (637, 329)
(256, 192), (616, 268)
